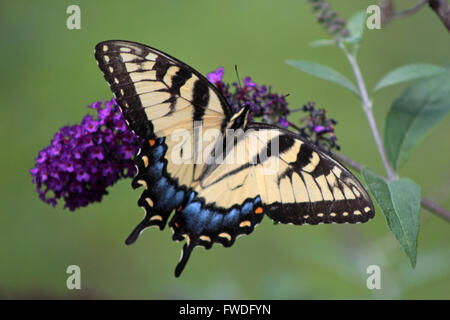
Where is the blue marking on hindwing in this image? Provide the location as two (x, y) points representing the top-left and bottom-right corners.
(177, 195), (262, 237)
(224, 208), (240, 225)
(150, 145), (164, 161)
(147, 161), (164, 180)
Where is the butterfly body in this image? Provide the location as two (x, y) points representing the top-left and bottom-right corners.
(95, 40), (374, 277)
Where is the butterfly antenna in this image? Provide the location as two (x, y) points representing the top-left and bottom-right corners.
(234, 64), (246, 111)
(234, 64), (242, 89)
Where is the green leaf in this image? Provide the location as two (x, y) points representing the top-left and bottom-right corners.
(344, 11), (366, 41)
(374, 64), (446, 91)
(309, 39), (336, 47)
(361, 168), (421, 267)
(342, 36), (362, 44)
(286, 60), (359, 96)
(384, 71), (450, 171)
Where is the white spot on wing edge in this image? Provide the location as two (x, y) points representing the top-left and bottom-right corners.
(199, 235), (211, 242)
(137, 180), (147, 188)
(145, 197), (154, 207)
(182, 234), (190, 246)
(239, 220), (251, 228)
(218, 233), (232, 241)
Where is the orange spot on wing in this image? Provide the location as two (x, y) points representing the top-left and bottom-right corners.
(177, 205), (183, 212)
(149, 139), (156, 147)
(255, 207), (263, 214)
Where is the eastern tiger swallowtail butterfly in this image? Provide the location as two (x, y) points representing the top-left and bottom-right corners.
(94, 40), (374, 277)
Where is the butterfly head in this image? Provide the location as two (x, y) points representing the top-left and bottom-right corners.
(228, 105), (250, 130)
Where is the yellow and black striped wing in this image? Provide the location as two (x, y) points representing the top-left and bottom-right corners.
(95, 40), (232, 188)
(94, 40), (375, 277)
(194, 123), (375, 226)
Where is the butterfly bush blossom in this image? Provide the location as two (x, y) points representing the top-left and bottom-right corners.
(298, 101), (340, 151)
(31, 69), (338, 210)
(206, 67), (290, 127)
(30, 99), (144, 210)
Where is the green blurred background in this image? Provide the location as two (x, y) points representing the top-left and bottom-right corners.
(1, 0), (449, 299)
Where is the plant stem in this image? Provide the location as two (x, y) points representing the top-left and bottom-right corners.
(335, 152), (450, 222)
(382, 0), (450, 32)
(428, 0), (450, 31)
(393, 0), (428, 19)
(420, 198), (450, 221)
(338, 42), (396, 180)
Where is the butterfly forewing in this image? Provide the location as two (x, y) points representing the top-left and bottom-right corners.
(95, 40), (232, 189)
(94, 40), (231, 138)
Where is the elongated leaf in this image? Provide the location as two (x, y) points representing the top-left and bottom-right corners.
(384, 71), (450, 171)
(342, 36), (362, 44)
(309, 39), (336, 47)
(361, 168), (421, 267)
(374, 64), (446, 91)
(286, 60), (359, 95)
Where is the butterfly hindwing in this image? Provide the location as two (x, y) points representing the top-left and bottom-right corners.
(169, 193), (264, 277)
(257, 124), (375, 225)
(126, 138), (187, 245)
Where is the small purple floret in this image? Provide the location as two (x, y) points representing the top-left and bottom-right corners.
(207, 67), (224, 84)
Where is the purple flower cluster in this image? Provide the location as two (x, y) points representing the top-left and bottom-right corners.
(207, 68), (290, 127)
(297, 102), (340, 151)
(30, 99), (143, 210)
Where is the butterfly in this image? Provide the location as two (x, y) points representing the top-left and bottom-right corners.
(94, 40), (374, 277)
